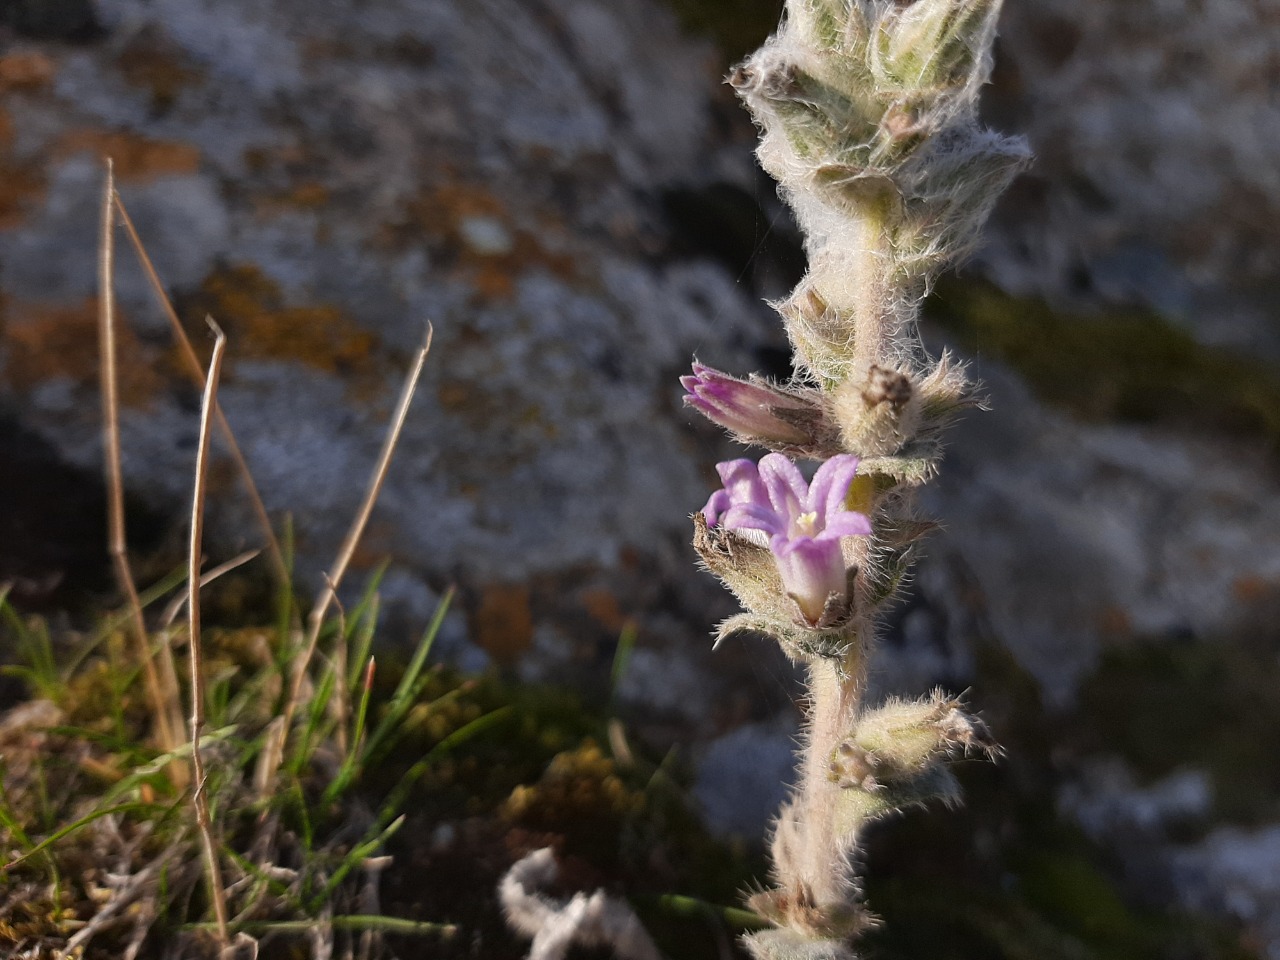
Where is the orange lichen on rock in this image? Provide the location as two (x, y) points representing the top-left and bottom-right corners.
(1, 297), (165, 407)
(280, 181), (331, 210)
(0, 51), (56, 92)
(1095, 605), (1133, 639)
(435, 376), (553, 441)
(472, 583), (535, 665)
(579, 587), (626, 633)
(1233, 574), (1280, 605)
(0, 108), (48, 229)
(383, 181), (576, 302)
(178, 263), (379, 375)
(57, 129), (200, 181)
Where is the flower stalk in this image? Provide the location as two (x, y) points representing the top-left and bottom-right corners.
(686, 1), (1028, 956)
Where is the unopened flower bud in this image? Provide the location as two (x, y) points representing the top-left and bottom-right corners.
(682, 362), (838, 456)
(870, 0), (1001, 93)
(833, 364), (920, 457)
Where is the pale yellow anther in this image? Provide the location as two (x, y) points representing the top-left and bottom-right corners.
(795, 510), (819, 536)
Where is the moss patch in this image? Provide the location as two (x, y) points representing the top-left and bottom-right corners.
(661, 0), (784, 63)
(927, 278), (1280, 449)
(1075, 636), (1280, 825)
(859, 612), (1258, 960)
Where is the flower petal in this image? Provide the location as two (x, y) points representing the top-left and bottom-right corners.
(809, 454), (862, 518)
(702, 489), (731, 527)
(716, 459), (767, 506)
(769, 534), (845, 625)
(758, 453), (807, 519)
(820, 511), (873, 538)
(722, 502), (785, 536)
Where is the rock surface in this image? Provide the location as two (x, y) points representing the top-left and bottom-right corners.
(986, 0), (1280, 357)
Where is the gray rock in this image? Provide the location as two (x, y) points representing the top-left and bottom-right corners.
(1059, 760), (1214, 839)
(925, 358), (1280, 708)
(986, 0), (1280, 357)
(1175, 825), (1280, 959)
(692, 718), (797, 838)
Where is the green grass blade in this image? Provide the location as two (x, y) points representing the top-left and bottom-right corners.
(323, 657), (376, 804)
(348, 596), (380, 692)
(358, 588), (454, 767)
(308, 815), (405, 912)
(274, 514), (298, 660)
(2, 801), (165, 870)
(0, 781), (62, 888)
(101, 725), (237, 805)
(610, 620), (638, 703)
(1, 606), (60, 700)
(0, 801), (34, 852)
(185, 915), (456, 937)
(374, 705), (514, 831)
(650, 893), (769, 930)
(281, 778), (314, 851)
(288, 662), (339, 773)
(341, 563), (389, 675)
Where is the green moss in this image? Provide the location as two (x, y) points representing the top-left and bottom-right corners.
(661, 0), (784, 63)
(927, 278), (1280, 449)
(860, 620), (1259, 960)
(869, 860), (1252, 960)
(367, 664), (756, 884)
(1076, 638), (1280, 825)
(1014, 851), (1162, 955)
(353, 663), (762, 960)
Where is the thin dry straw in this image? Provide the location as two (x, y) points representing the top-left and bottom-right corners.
(98, 159), (187, 767)
(274, 325), (434, 772)
(112, 193), (289, 592)
(160, 548), (262, 628)
(187, 317), (231, 945)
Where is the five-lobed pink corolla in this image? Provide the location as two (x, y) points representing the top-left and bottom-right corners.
(702, 453), (872, 626)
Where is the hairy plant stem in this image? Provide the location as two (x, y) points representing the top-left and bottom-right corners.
(787, 205), (889, 904)
(795, 650), (866, 905)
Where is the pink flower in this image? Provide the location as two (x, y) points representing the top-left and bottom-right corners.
(703, 454), (872, 625)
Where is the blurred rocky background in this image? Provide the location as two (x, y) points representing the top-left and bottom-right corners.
(1, 0), (1278, 956)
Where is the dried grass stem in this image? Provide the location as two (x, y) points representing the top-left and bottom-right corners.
(187, 317), (231, 944)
